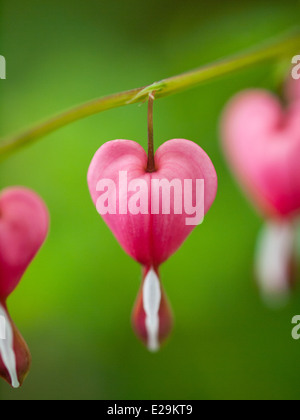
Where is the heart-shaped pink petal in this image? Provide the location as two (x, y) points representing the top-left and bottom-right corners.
(0, 187), (49, 300)
(221, 90), (300, 219)
(88, 139), (217, 350)
(88, 139), (217, 267)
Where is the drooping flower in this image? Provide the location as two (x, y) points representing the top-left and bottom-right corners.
(0, 187), (49, 387)
(88, 139), (217, 350)
(221, 76), (300, 304)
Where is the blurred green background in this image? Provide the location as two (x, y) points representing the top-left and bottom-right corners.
(0, 0), (300, 400)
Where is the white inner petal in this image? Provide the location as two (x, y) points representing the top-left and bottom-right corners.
(255, 221), (295, 303)
(143, 268), (162, 352)
(0, 304), (20, 388)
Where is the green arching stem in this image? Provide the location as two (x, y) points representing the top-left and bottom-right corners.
(0, 28), (300, 160)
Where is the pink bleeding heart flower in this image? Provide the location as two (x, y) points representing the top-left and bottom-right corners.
(221, 84), (300, 304)
(0, 187), (49, 387)
(88, 139), (217, 350)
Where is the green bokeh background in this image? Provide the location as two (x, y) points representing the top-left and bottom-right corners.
(0, 0), (300, 400)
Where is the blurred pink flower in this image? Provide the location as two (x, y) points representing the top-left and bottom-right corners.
(221, 76), (300, 304)
(88, 139), (217, 350)
(0, 188), (49, 387)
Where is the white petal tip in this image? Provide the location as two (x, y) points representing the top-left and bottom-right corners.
(147, 342), (160, 353)
(11, 380), (20, 389)
(0, 304), (20, 389)
(260, 289), (290, 310)
(256, 221), (295, 305)
(143, 268), (162, 353)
